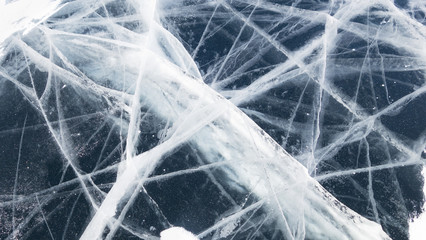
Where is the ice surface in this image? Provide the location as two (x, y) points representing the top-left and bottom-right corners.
(409, 167), (426, 240)
(0, 0), (425, 239)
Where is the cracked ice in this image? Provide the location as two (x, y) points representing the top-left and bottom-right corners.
(0, 0), (425, 240)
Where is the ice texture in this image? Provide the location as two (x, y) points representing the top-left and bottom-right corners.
(0, 0), (425, 239)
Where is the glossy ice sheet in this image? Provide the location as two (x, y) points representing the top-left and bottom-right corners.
(0, 0), (425, 239)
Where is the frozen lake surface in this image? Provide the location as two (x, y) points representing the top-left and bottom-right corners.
(0, 0), (425, 239)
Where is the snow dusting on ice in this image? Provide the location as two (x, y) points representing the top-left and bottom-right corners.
(161, 227), (199, 240)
